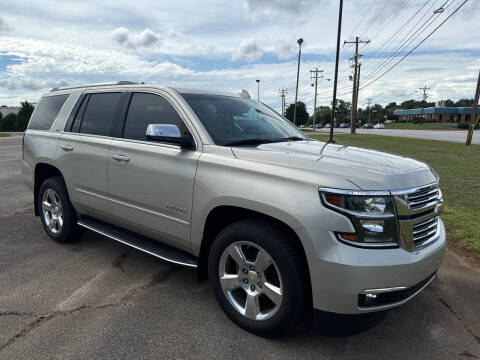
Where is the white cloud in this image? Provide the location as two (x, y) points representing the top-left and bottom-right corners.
(111, 27), (161, 48)
(0, 16), (8, 32)
(275, 40), (295, 60)
(0, 0), (477, 110)
(232, 39), (263, 62)
(244, 0), (319, 16)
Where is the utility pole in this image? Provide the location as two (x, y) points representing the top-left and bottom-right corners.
(466, 69), (480, 146)
(330, 0), (343, 143)
(310, 68), (324, 131)
(293, 38), (304, 126)
(419, 85), (430, 118)
(366, 97), (373, 124)
(344, 36), (369, 134)
(256, 79), (260, 101)
(355, 63), (361, 127)
(278, 88), (288, 116)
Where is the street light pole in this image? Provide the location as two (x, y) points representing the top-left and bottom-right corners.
(256, 79), (260, 101)
(293, 38), (303, 126)
(329, 0), (343, 143)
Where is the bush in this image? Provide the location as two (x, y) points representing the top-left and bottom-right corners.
(0, 113), (17, 131)
(458, 121), (479, 130)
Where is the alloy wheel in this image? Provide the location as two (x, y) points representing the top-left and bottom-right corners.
(41, 189), (64, 234)
(218, 241), (283, 321)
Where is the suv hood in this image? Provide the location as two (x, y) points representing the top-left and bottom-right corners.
(231, 140), (437, 190)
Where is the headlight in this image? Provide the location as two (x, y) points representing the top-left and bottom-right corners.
(319, 188), (399, 248)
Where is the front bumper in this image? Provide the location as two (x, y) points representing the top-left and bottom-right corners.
(296, 218), (446, 314)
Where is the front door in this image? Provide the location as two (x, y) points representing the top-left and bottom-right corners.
(108, 91), (200, 251)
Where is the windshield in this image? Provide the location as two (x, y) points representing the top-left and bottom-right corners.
(181, 93), (306, 146)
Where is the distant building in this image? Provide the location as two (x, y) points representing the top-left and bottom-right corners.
(0, 105), (20, 117)
(393, 107), (478, 123)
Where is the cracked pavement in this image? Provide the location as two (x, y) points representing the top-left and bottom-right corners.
(1, 135), (480, 359)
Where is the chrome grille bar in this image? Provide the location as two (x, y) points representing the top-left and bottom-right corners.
(392, 181), (442, 251)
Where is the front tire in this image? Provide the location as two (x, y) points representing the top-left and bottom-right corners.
(38, 176), (83, 243)
(208, 219), (308, 337)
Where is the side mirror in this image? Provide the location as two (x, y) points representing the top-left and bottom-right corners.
(146, 124), (194, 149)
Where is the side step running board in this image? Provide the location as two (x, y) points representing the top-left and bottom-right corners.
(78, 216), (198, 268)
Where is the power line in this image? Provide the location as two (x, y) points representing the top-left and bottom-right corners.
(361, 0), (469, 90)
(346, 0), (378, 40)
(361, 0), (449, 83)
(360, 0), (413, 49)
(359, 0), (394, 39)
(360, 0), (434, 64)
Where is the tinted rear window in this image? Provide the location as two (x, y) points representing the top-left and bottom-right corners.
(79, 93), (122, 136)
(28, 94), (69, 130)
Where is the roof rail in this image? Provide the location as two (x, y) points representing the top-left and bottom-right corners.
(50, 81), (142, 92)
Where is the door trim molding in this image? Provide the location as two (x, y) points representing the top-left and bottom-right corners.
(75, 188), (190, 226)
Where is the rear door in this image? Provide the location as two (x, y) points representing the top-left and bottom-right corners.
(108, 91), (200, 251)
(57, 91), (125, 219)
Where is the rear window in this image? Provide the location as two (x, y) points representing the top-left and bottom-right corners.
(28, 94), (69, 130)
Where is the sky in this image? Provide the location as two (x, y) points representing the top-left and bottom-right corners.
(0, 0), (479, 113)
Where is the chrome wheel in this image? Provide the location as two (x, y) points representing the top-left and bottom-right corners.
(41, 189), (63, 234)
(219, 241), (283, 321)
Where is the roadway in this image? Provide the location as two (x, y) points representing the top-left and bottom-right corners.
(305, 128), (480, 144)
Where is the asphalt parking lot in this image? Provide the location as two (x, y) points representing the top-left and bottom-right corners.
(1, 135), (479, 359)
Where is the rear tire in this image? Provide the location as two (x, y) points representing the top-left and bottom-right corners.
(208, 219), (308, 337)
(38, 176), (83, 243)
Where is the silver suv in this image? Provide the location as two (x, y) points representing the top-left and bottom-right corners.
(22, 82), (445, 336)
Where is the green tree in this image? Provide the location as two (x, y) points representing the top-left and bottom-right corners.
(454, 98), (474, 107)
(0, 113), (18, 131)
(16, 101), (35, 131)
(384, 102), (397, 118)
(443, 99), (455, 107)
(337, 100), (351, 115)
(312, 105), (331, 125)
(285, 102), (309, 126)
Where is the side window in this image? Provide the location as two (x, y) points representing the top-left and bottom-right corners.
(123, 93), (188, 141)
(70, 96), (88, 133)
(28, 94), (69, 130)
(79, 93), (122, 136)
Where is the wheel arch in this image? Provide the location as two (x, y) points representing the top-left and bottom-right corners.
(197, 205), (312, 303)
(34, 163), (65, 216)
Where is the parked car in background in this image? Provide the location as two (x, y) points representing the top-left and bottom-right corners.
(23, 82), (445, 337)
(374, 123), (385, 129)
(340, 123), (350, 128)
(362, 123), (373, 129)
(323, 123), (331, 128)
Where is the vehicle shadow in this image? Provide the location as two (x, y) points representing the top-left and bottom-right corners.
(308, 310), (388, 337)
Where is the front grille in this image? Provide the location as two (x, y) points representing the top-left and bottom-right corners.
(407, 184), (439, 210)
(412, 216), (439, 246)
(392, 181), (442, 251)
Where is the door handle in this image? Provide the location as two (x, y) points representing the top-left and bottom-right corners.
(112, 154), (130, 162)
(60, 144), (73, 151)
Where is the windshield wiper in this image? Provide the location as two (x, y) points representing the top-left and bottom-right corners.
(224, 139), (278, 146)
(224, 136), (305, 147)
(273, 136), (305, 142)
